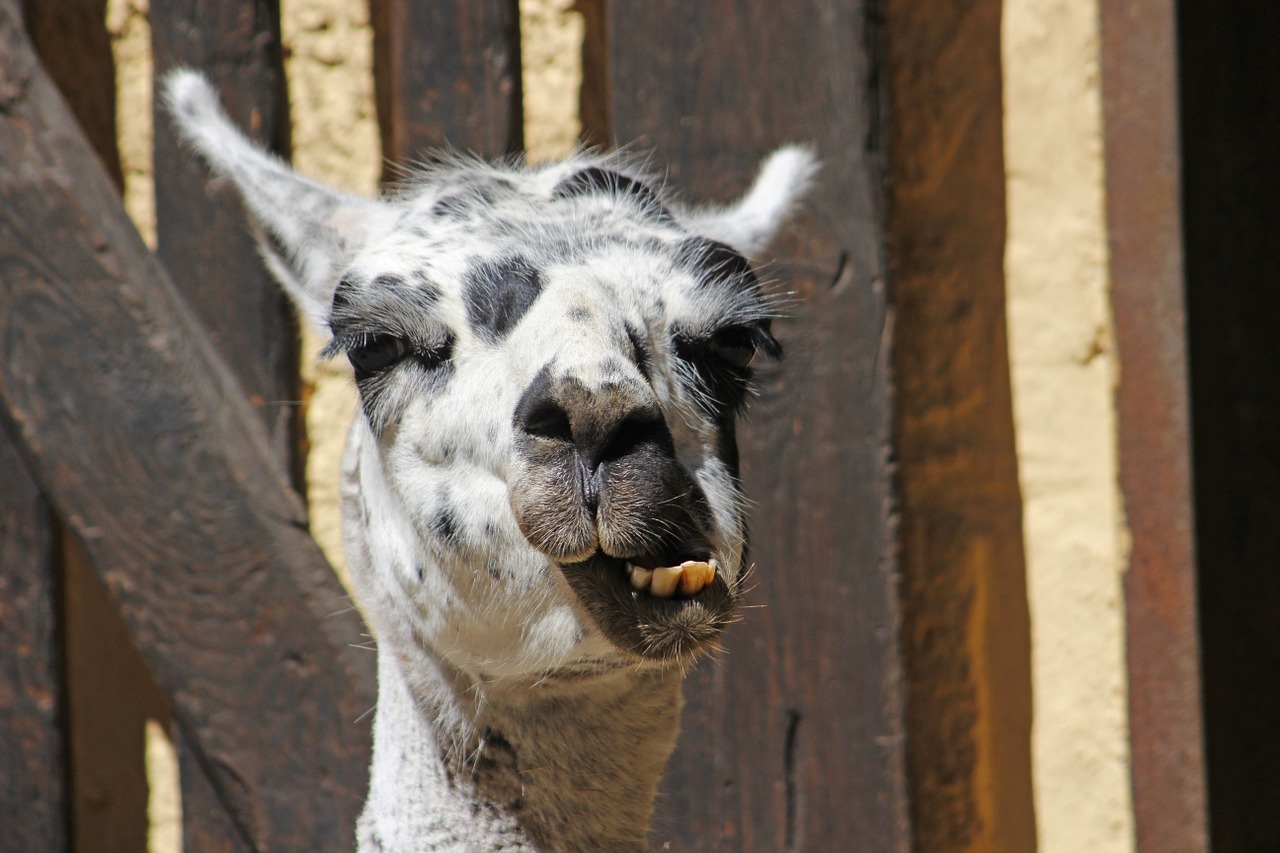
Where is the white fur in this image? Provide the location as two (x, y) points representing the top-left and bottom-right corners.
(166, 70), (812, 851)
(686, 145), (819, 256)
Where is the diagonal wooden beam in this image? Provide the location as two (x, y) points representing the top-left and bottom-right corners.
(0, 426), (67, 851)
(0, 4), (374, 850)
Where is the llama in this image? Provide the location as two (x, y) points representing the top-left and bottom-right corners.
(166, 70), (814, 852)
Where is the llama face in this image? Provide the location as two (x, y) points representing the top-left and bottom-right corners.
(166, 72), (814, 678)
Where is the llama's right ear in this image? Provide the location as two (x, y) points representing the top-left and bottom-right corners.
(163, 70), (382, 331)
(684, 146), (819, 258)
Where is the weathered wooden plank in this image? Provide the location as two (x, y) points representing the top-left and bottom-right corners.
(370, 0), (523, 170)
(0, 6), (374, 850)
(0, 425), (67, 852)
(599, 2), (909, 849)
(1097, 1), (1209, 850)
(884, 0), (1036, 849)
(151, 0), (300, 479)
(150, 5), (300, 845)
(1178, 2), (1280, 850)
(179, 738), (252, 853)
(22, 3), (155, 849)
(21, 0), (122, 189)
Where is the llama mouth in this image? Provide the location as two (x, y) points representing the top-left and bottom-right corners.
(558, 551), (736, 661)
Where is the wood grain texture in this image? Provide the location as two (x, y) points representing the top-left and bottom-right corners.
(0, 426), (67, 852)
(151, 0), (301, 481)
(371, 0), (523, 174)
(150, 6), (301, 843)
(21, 0), (122, 189)
(1098, 0), (1209, 850)
(0, 6), (374, 850)
(21, 4), (156, 849)
(884, 0), (1036, 849)
(180, 737), (252, 853)
(598, 2), (909, 849)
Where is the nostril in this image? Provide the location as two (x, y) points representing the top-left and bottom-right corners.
(522, 398), (574, 443)
(599, 411), (667, 464)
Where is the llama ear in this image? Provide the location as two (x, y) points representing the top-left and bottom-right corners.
(686, 146), (819, 258)
(163, 70), (382, 330)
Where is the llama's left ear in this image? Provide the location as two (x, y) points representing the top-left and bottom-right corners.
(685, 146), (819, 258)
(163, 70), (385, 331)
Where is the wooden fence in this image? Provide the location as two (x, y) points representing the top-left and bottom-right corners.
(0, 0), (1230, 851)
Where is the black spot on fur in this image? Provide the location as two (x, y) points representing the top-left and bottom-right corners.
(568, 306), (591, 322)
(372, 273), (406, 290)
(331, 274), (362, 310)
(328, 270), (441, 328)
(464, 256), (544, 340)
(433, 505), (461, 544)
(677, 237), (758, 292)
(431, 194), (468, 218)
(552, 167), (673, 222)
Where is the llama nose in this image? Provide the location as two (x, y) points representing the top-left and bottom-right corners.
(516, 374), (669, 477)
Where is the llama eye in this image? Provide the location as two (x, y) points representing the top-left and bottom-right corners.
(707, 327), (758, 368)
(348, 334), (412, 376)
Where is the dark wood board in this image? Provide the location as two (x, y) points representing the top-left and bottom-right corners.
(600, 2), (909, 849)
(371, 0), (523, 175)
(150, 5), (301, 844)
(150, 0), (301, 480)
(180, 736), (252, 853)
(1178, 2), (1280, 850)
(0, 425), (67, 852)
(1098, 0), (1209, 850)
(883, 0), (1036, 849)
(0, 6), (374, 850)
(22, 2), (151, 849)
(21, 0), (122, 189)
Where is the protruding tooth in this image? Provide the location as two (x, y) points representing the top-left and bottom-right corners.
(679, 560), (710, 595)
(629, 564), (654, 590)
(705, 559), (718, 585)
(649, 566), (681, 598)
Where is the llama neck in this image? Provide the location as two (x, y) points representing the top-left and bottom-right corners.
(357, 645), (684, 852)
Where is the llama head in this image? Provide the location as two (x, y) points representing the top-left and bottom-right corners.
(166, 71), (815, 682)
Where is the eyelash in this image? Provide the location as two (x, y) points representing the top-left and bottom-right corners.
(672, 322), (781, 413)
(325, 332), (454, 382)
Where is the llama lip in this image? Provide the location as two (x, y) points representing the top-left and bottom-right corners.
(558, 552), (736, 661)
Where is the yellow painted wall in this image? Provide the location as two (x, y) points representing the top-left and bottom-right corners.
(1002, 0), (1134, 850)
